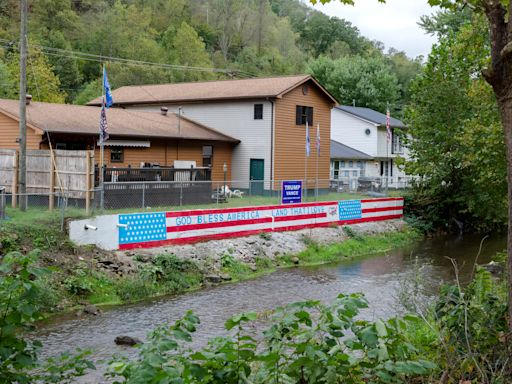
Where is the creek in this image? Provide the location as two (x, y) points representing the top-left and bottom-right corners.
(34, 234), (505, 382)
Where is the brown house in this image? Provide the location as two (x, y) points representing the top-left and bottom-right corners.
(0, 98), (239, 181)
(88, 75), (338, 192)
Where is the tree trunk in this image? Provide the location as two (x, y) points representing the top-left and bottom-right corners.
(497, 98), (512, 332)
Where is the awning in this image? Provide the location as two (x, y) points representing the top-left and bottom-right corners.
(96, 140), (150, 148)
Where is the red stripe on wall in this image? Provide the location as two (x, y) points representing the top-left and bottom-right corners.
(360, 197), (404, 203)
(166, 217), (273, 233)
(273, 213), (326, 222)
(362, 206), (402, 213)
(119, 213), (403, 249)
(165, 201), (337, 218)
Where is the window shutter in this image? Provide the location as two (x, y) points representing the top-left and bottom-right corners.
(296, 105), (302, 125)
(306, 107), (313, 125)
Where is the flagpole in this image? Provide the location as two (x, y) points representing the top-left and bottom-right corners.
(316, 123), (319, 199)
(305, 120), (308, 201)
(100, 64), (105, 210)
(385, 103), (390, 196)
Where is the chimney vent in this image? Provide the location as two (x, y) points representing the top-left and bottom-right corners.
(160, 106), (168, 116)
(26, 94), (32, 105)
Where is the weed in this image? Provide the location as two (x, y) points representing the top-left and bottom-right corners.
(220, 254), (236, 268)
(342, 225), (364, 240)
(259, 231), (272, 241)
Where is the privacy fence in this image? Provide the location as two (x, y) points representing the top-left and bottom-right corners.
(0, 149), (94, 212)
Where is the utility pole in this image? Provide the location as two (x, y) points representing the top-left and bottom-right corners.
(18, 0), (28, 211)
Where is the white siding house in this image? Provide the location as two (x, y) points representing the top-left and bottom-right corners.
(128, 101), (273, 189)
(331, 106), (410, 185)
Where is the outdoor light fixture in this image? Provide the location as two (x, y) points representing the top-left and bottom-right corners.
(84, 224), (98, 231)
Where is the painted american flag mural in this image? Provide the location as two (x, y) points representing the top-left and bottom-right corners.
(117, 197), (404, 250)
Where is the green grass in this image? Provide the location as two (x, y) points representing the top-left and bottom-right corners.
(279, 229), (421, 266)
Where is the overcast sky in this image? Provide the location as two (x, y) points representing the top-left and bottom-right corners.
(311, 0), (439, 58)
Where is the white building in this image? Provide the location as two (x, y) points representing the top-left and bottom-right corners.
(331, 106), (410, 187)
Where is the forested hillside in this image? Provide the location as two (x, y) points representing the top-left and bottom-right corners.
(0, 0), (421, 110)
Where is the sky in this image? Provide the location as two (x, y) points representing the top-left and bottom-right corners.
(311, 0), (439, 58)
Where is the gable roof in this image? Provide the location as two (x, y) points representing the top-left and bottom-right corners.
(335, 105), (405, 128)
(330, 140), (373, 160)
(0, 99), (239, 143)
(87, 75), (338, 106)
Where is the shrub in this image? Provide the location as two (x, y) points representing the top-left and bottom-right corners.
(108, 293), (436, 383)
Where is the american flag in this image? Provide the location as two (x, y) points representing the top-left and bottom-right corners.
(386, 108), (392, 142)
(99, 103), (109, 142)
(305, 120), (310, 157)
(316, 123), (320, 156)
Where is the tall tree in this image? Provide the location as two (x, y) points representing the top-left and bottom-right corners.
(307, 55), (400, 111)
(163, 21), (214, 81)
(2, 47), (65, 103)
(313, 0), (512, 332)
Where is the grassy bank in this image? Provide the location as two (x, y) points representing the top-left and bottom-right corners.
(0, 209), (419, 315)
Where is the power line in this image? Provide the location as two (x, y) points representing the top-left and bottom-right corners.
(0, 38), (255, 78)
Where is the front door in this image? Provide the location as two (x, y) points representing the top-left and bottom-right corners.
(249, 159), (264, 195)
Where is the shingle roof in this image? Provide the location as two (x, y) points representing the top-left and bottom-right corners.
(335, 105), (405, 128)
(0, 99), (239, 143)
(87, 75), (338, 106)
(330, 140), (373, 160)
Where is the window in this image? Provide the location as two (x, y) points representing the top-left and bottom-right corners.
(391, 129), (404, 154)
(254, 104), (263, 120)
(332, 160), (340, 179)
(340, 160), (345, 168)
(295, 105), (313, 125)
(380, 160), (393, 177)
(348, 161), (353, 168)
(202, 145), (213, 167)
(110, 147), (124, 163)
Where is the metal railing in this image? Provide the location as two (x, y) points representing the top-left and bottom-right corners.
(95, 166), (212, 185)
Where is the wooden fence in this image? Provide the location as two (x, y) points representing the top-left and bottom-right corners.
(0, 149), (95, 212)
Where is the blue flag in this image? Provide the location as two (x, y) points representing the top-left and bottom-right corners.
(103, 66), (113, 107)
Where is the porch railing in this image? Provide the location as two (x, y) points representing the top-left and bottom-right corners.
(95, 166), (211, 186)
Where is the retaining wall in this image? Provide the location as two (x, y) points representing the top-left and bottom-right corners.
(69, 197), (404, 251)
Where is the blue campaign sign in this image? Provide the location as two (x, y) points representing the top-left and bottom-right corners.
(282, 180), (302, 204)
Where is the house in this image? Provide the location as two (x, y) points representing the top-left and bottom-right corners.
(331, 105), (409, 184)
(88, 75), (338, 193)
(0, 98), (239, 182)
(330, 139), (373, 189)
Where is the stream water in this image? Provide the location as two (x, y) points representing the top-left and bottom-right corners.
(33, 234), (506, 382)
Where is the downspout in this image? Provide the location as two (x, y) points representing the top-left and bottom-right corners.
(268, 98), (275, 186)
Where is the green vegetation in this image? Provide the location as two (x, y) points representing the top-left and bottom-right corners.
(2, 244), (508, 383)
(0, 0), (420, 111)
(403, 11), (507, 233)
(108, 294), (436, 383)
(0, 251), (94, 383)
(282, 230), (419, 266)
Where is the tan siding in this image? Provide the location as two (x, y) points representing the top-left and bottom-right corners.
(0, 112), (42, 149)
(274, 80), (332, 188)
(210, 142), (233, 182)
